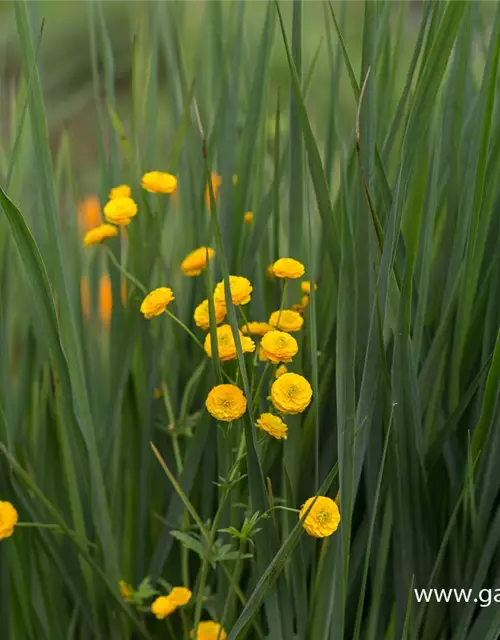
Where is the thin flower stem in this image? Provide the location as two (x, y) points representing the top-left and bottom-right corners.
(16, 522), (62, 530)
(165, 310), (205, 352)
(104, 245), (147, 294)
(219, 542), (245, 634)
(237, 305), (250, 333)
(277, 280), (288, 326)
(165, 616), (176, 640)
(252, 362), (271, 409)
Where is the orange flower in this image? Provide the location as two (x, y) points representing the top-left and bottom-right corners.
(99, 274), (113, 327)
(205, 172), (222, 207)
(78, 195), (101, 232)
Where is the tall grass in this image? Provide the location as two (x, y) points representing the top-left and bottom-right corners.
(1, 1), (500, 639)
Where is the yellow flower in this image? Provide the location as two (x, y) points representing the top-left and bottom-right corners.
(204, 325), (255, 361)
(243, 211), (253, 225)
(168, 586), (192, 607)
(269, 309), (304, 332)
(109, 184), (131, 199)
(83, 224), (118, 247)
(80, 276), (91, 321)
(292, 296), (309, 313)
(194, 299), (226, 330)
(301, 280), (317, 295)
(260, 330), (298, 364)
(119, 580), (133, 601)
(241, 322), (272, 336)
(272, 257), (305, 279)
(214, 276), (252, 306)
(256, 413), (288, 440)
(275, 364), (288, 378)
(299, 496), (341, 538)
(191, 621), (227, 640)
(206, 384), (247, 421)
(99, 274), (113, 327)
(140, 287), (175, 319)
(258, 345), (268, 362)
(104, 197), (138, 226)
(78, 195), (101, 232)
(266, 265), (276, 280)
(181, 247), (215, 276)
(0, 501), (18, 540)
(153, 387), (163, 399)
(271, 372), (312, 414)
(141, 171), (177, 194)
(205, 172), (222, 205)
(151, 595), (177, 620)
(232, 175), (238, 185)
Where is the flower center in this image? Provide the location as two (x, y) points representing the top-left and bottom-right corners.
(318, 510), (331, 525)
(221, 399), (231, 408)
(288, 385), (297, 397)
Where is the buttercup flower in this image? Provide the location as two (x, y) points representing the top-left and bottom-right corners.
(181, 247), (215, 276)
(141, 171), (177, 194)
(83, 224), (118, 247)
(214, 276), (252, 306)
(191, 621), (227, 640)
(272, 257), (305, 279)
(256, 413), (288, 440)
(109, 184), (131, 199)
(204, 325), (255, 361)
(78, 195), (101, 231)
(241, 322), (272, 336)
(269, 309), (304, 332)
(0, 501), (18, 540)
(301, 281), (317, 295)
(205, 172), (222, 205)
(151, 595), (177, 620)
(260, 330), (298, 364)
(140, 287), (175, 319)
(104, 197), (138, 226)
(99, 274), (113, 327)
(168, 586), (192, 607)
(299, 496), (341, 538)
(206, 384), (247, 421)
(194, 299), (226, 330)
(258, 346), (268, 362)
(243, 211), (253, 224)
(271, 372), (312, 414)
(119, 580), (133, 601)
(292, 296), (310, 313)
(275, 364), (288, 378)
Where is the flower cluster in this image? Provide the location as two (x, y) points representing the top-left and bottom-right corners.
(151, 586), (192, 619)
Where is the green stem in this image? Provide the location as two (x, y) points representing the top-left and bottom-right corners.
(16, 522), (62, 530)
(277, 280), (288, 326)
(219, 542), (245, 635)
(104, 245), (147, 294)
(252, 362), (271, 409)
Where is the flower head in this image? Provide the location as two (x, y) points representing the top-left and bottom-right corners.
(292, 296), (310, 313)
(206, 385), (247, 421)
(205, 172), (222, 205)
(241, 322), (273, 336)
(275, 364), (288, 378)
(243, 211), (253, 225)
(272, 257), (305, 279)
(271, 372), (312, 414)
(194, 299), (226, 330)
(140, 287), (175, 319)
(151, 595), (177, 620)
(256, 413), (288, 440)
(181, 247), (215, 276)
(301, 281), (317, 295)
(260, 330), (298, 364)
(78, 195), (101, 231)
(269, 309), (304, 332)
(214, 276), (252, 306)
(0, 501), (18, 540)
(119, 580), (133, 601)
(191, 621), (227, 640)
(109, 184), (131, 200)
(204, 325), (255, 361)
(99, 274), (113, 327)
(299, 496), (340, 538)
(141, 171), (177, 194)
(168, 586), (192, 607)
(104, 197), (138, 226)
(83, 224), (118, 247)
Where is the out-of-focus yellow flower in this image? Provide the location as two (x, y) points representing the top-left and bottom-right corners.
(299, 496), (340, 538)
(266, 264), (276, 280)
(260, 330), (298, 364)
(241, 322), (272, 336)
(194, 299), (226, 330)
(191, 621), (227, 640)
(168, 587), (192, 607)
(104, 197), (138, 226)
(204, 325), (255, 361)
(181, 247), (215, 276)
(78, 195), (101, 232)
(83, 223), (118, 247)
(0, 501), (18, 540)
(109, 184), (132, 200)
(153, 387), (163, 399)
(214, 276), (252, 306)
(81, 276), (91, 321)
(275, 364), (288, 378)
(269, 309), (304, 332)
(272, 257), (305, 279)
(292, 296), (309, 313)
(140, 287), (175, 319)
(205, 172), (222, 205)
(271, 372), (312, 414)
(256, 413), (288, 440)
(232, 175), (238, 185)
(243, 211), (253, 225)
(151, 595), (177, 620)
(119, 580), (133, 601)
(301, 281), (317, 295)
(141, 171), (177, 194)
(205, 384), (247, 421)
(99, 274), (113, 327)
